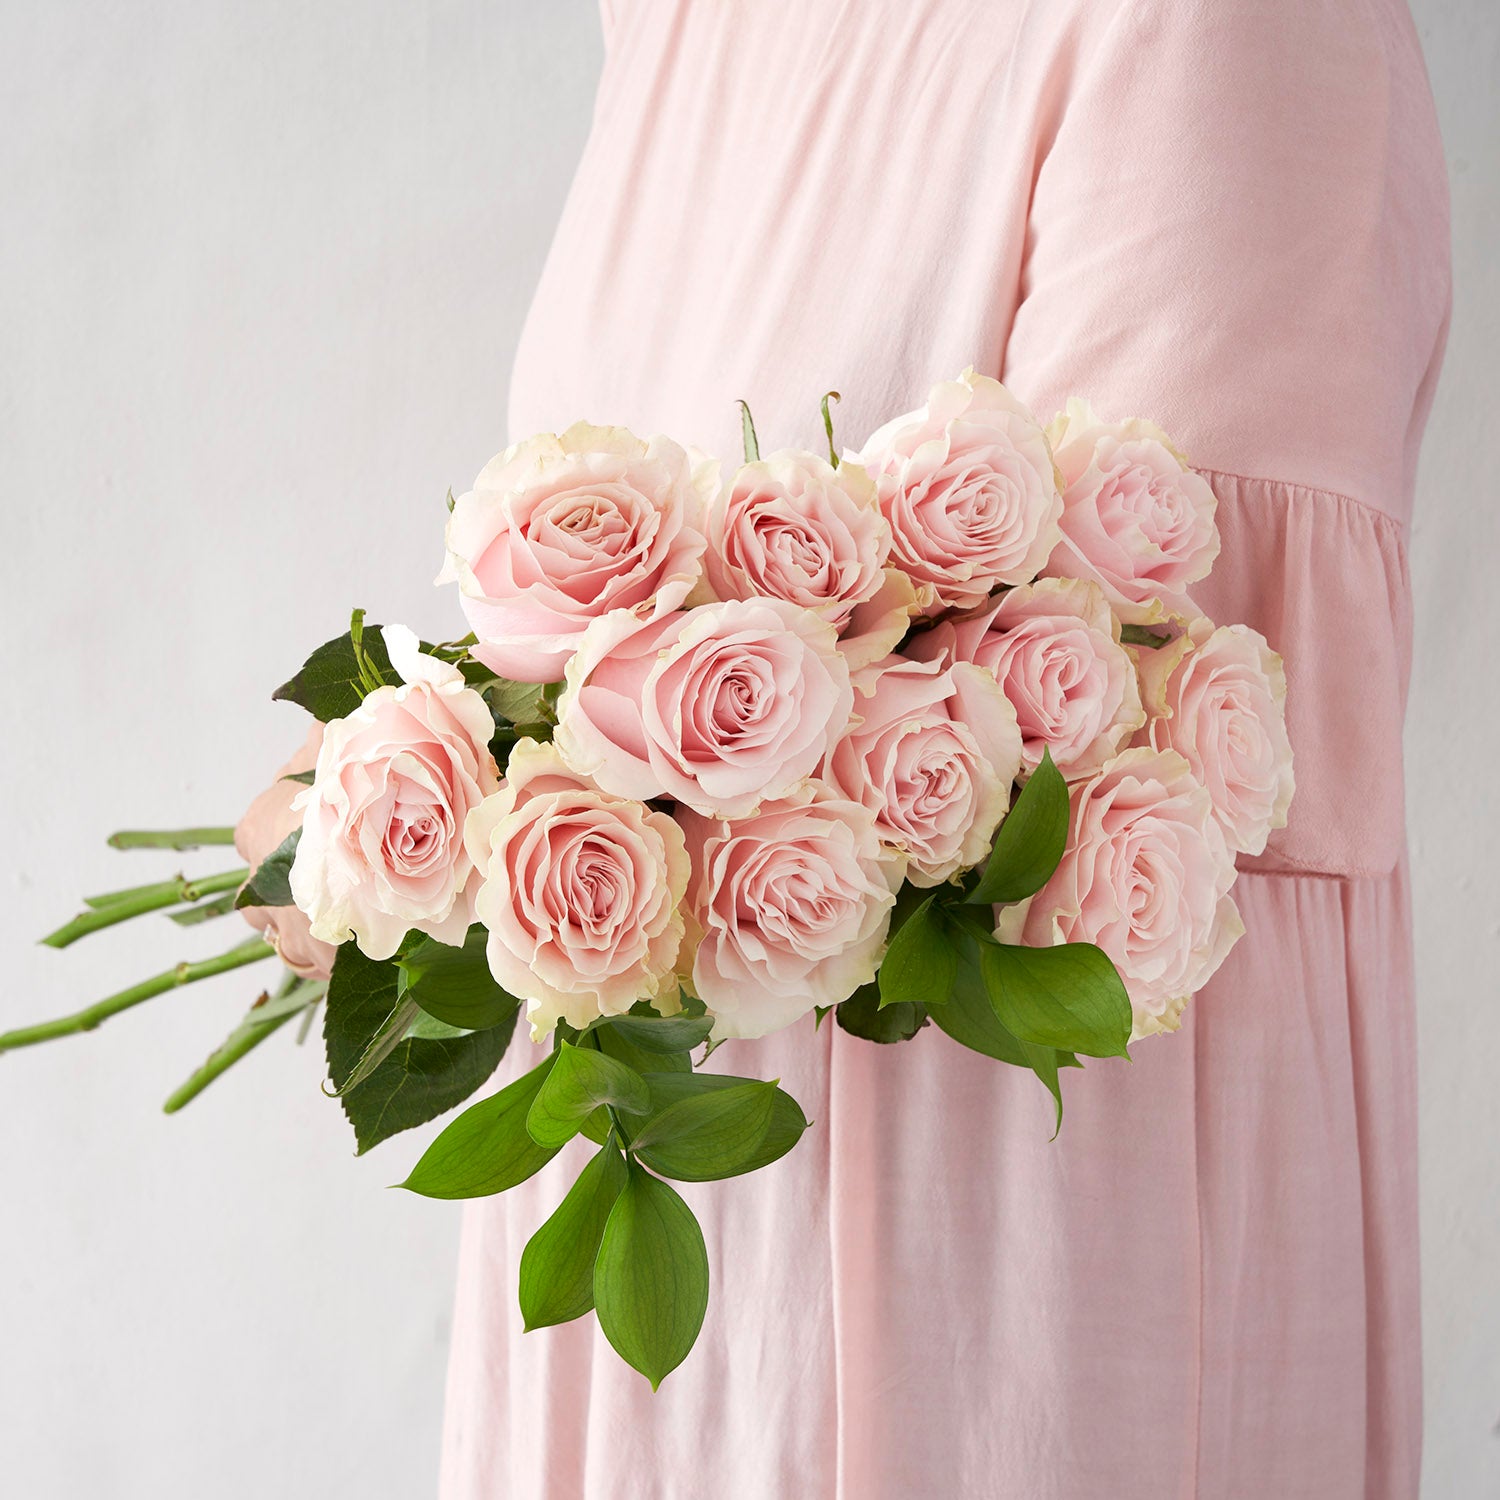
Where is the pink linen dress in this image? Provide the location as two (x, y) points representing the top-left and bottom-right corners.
(440, 3), (1450, 1496)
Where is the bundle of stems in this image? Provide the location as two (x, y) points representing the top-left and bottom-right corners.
(0, 825), (310, 1109)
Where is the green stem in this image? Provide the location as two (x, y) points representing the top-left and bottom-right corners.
(85, 877), (190, 910)
(0, 935), (275, 1054)
(583, 1029), (636, 1156)
(42, 869), (249, 948)
(168, 890), (239, 926)
(162, 976), (326, 1114)
(107, 827), (238, 851)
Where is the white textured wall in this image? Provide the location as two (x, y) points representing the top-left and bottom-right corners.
(0, 3), (1492, 1496)
(1407, 3), (1500, 1497)
(0, 4), (604, 1496)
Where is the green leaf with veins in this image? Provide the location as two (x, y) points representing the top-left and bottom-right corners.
(397, 924), (520, 1031)
(234, 828), (300, 909)
(629, 1080), (780, 1181)
(836, 983), (929, 1043)
(968, 748), (1070, 907)
(272, 624), (394, 722)
(518, 1136), (628, 1330)
(877, 895), (956, 1007)
(631, 1072), (808, 1171)
(929, 932), (1075, 1134)
(976, 937), (1132, 1059)
(593, 1163), (710, 1390)
(400, 1053), (561, 1199)
(525, 1042), (651, 1150)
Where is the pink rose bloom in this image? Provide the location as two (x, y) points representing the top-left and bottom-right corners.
(1136, 620), (1295, 856)
(1001, 748), (1242, 1037)
(680, 783), (900, 1040)
(1044, 399), (1220, 624)
(908, 577), (1144, 781)
(290, 626), (500, 961)
(464, 740), (689, 1038)
(693, 451), (917, 668)
(234, 725), (338, 981)
(437, 421), (709, 683)
(852, 368), (1062, 612)
(554, 598), (854, 818)
(822, 655), (1022, 886)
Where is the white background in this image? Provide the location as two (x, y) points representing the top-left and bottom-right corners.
(0, 2), (1493, 1495)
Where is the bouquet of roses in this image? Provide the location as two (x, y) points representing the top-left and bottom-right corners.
(7, 369), (1292, 1388)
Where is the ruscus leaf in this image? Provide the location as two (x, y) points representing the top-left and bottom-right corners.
(977, 938), (1131, 1060)
(968, 748), (1070, 906)
(629, 1080), (779, 1181)
(596, 1014), (713, 1055)
(836, 983), (929, 1044)
(633, 1072), (808, 1171)
(593, 1163), (710, 1389)
(518, 1137), (628, 1330)
(929, 934), (1071, 1133)
(877, 896), (957, 1007)
(525, 1042), (652, 1150)
(400, 1052), (560, 1198)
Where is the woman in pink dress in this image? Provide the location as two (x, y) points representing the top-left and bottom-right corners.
(440, 3), (1450, 1495)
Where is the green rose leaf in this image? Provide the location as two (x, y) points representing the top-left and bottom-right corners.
(629, 1079), (779, 1181)
(835, 982), (929, 1044)
(518, 1136), (629, 1330)
(595, 1014), (714, 1055)
(978, 937), (1132, 1060)
(594, 1162), (710, 1389)
(485, 676), (552, 726)
(877, 895), (956, 1008)
(397, 924), (520, 1031)
(272, 624), (394, 722)
(233, 828), (300, 909)
(332, 994), (422, 1097)
(325, 943), (515, 1155)
(525, 1041), (652, 1150)
(967, 748), (1070, 906)
(399, 1052), (560, 1198)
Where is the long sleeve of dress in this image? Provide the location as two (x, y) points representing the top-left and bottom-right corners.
(999, 0), (1450, 876)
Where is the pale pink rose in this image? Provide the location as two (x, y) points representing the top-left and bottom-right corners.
(1135, 620), (1294, 856)
(1044, 399), (1220, 624)
(999, 747), (1243, 1037)
(234, 725), (338, 981)
(437, 422), (709, 682)
(554, 598), (854, 818)
(680, 782), (900, 1040)
(290, 626), (500, 961)
(852, 368), (1062, 612)
(692, 451), (917, 668)
(908, 577), (1144, 781)
(464, 740), (689, 1038)
(822, 655), (1022, 886)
